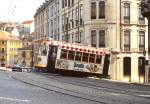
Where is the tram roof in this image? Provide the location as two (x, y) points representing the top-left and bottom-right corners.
(43, 40), (111, 55)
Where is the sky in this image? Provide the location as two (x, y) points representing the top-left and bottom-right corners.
(0, 0), (45, 22)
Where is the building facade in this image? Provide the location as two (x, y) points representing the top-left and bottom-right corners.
(18, 33), (34, 67)
(34, 0), (148, 83)
(0, 30), (22, 67)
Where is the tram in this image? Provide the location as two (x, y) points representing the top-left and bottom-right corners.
(35, 40), (111, 78)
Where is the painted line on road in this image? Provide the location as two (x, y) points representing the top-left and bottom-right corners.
(0, 97), (31, 102)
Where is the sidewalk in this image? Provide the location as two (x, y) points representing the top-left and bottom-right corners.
(0, 67), (12, 71)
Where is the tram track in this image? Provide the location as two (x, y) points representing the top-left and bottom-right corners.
(42, 73), (150, 99)
(11, 74), (108, 104)
(11, 72), (150, 104)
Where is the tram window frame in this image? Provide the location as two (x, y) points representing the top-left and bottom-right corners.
(82, 53), (89, 62)
(75, 51), (82, 61)
(60, 49), (68, 59)
(96, 55), (102, 64)
(68, 50), (75, 60)
(89, 54), (96, 63)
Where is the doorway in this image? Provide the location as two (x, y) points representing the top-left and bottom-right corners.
(103, 54), (110, 78)
(138, 57), (145, 82)
(123, 57), (131, 81)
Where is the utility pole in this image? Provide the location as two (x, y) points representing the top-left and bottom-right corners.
(77, 0), (80, 43)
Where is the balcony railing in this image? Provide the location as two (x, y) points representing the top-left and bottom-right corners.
(124, 16), (130, 24)
(139, 45), (145, 52)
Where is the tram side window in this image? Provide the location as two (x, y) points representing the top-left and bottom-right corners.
(68, 51), (75, 60)
(75, 52), (82, 61)
(89, 54), (96, 63)
(60, 49), (68, 59)
(82, 53), (89, 62)
(96, 55), (102, 64)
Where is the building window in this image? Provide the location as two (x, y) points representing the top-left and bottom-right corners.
(80, 31), (84, 43)
(75, 32), (78, 43)
(71, 9), (74, 28)
(2, 48), (4, 53)
(80, 4), (84, 26)
(99, 1), (105, 19)
(124, 30), (130, 51)
(65, 0), (67, 7)
(124, 3), (130, 23)
(2, 41), (4, 45)
(22, 51), (26, 57)
(99, 30), (105, 47)
(75, 7), (79, 27)
(68, 0), (70, 7)
(65, 34), (70, 42)
(139, 31), (145, 51)
(91, 2), (96, 19)
(139, 6), (145, 24)
(72, 0), (74, 6)
(72, 33), (74, 43)
(91, 30), (96, 47)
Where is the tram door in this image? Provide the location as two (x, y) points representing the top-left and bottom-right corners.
(138, 57), (145, 82)
(103, 54), (110, 78)
(47, 45), (58, 72)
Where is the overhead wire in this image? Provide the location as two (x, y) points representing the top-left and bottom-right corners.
(6, 0), (18, 21)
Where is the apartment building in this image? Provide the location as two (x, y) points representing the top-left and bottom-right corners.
(34, 0), (148, 83)
(0, 30), (22, 67)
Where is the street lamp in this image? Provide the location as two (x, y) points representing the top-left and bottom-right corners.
(141, 0), (150, 83)
(141, 0), (150, 55)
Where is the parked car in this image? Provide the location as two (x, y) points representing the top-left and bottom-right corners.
(12, 65), (22, 72)
(22, 67), (32, 72)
